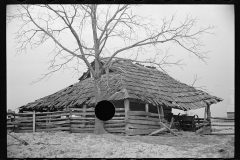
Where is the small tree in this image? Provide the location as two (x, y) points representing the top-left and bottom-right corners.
(7, 5), (215, 134)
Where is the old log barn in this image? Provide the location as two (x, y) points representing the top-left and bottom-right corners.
(17, 59), (223, 135)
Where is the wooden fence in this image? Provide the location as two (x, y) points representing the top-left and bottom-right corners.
(7, 107), (126, 134)
(125, 111), (164, 136)
(210, 117), (234, 135)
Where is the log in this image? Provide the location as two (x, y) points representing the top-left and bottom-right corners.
(211, 117), (234, 120)
(169, 117), (174, 128)
(36, 127), (70, 132)
(70, 120), (94, 123)
(33, 110), (35, 133)
(159, 122), (177, 136)
(149, 127), (167, 136)
(195, 128), (203, 135)
(127, 119), (160, 126)
(70, 117), (95, 120)
(128, 115), (160, 122)
(126, 128), (158, 135)
(211, 124), (234, 127)
(35, 110), (69, 115)
(104, 123), (125, 128)
(105, 120), (125, 124)
(211, 132), (234, 135)
(70, 124), (94, 128)
(71, 128), (94, 132)
(36, 120), (70, 126)
(7, 133), (28, 145)
(36, 113), (70, 119)
(105, 127), (125, 131)
(17, 126), (33, 130)
(16, 130), (33, 133)
(36, 117), (68, 122)
(69, 108), (94, 112)
(126, 123), (159, 129)
(127, 111), (162, 118)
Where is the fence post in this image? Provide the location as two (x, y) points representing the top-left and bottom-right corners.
(69, 108), (72, 133)
(13, 111), (15, 132)
(33, 110), (35, 133)
(145, 103), (149, 118)
(124, 99), (130, 134)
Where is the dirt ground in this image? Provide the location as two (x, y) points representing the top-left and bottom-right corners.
(7, 123), (234, 158)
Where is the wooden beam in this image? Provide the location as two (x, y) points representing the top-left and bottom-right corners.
(33, 110), (35, 133)
(124, 99), (130, 133)
(145, 103), (149, 118)
(128, 99), (146, 104)
(157, 106), (161, 123)
(124, 99), (130, 121)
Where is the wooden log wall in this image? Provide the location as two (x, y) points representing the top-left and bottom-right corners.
(210, 117), (234, 135)
(125, 110), (165, 136)
(70, 107), (95, 133)
(104, 107), (125, 134)
(7, 105), (126, 134)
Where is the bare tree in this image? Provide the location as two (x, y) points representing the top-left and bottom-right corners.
(7, 5), (215, 134)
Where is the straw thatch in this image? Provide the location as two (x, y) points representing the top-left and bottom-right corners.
(19, 59), (223, 112)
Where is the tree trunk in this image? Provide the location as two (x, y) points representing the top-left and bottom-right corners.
(93, 60), (108, 134)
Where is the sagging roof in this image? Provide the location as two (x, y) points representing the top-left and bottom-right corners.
(19, 59), (223, 111)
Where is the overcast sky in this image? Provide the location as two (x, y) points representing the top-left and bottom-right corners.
(7, 5), (234, 118)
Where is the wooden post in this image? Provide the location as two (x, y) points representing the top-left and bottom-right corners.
(47, 108), (50, 132)
(157, 106), (162, 123)
(33, 110), (35, 133)
(145, 103), (149, 118)
(83, 105), (86, 127)
(13, 111), (15, 132)
(124, 99), (130, 132)
(204, 106), (207, 123)
(69, 108), (72, 133)
(145, 103), (149, 112)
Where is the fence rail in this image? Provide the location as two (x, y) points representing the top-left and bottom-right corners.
(7, 107), (126, 134)
(210, 117), (234, 135)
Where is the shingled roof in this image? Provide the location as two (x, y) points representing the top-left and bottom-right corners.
(19, 59), (223, 112)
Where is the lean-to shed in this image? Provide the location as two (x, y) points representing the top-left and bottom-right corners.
(18, 59), (223, 135)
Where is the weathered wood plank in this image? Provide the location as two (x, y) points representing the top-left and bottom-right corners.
(126, 119), (160, 126)
(126, 128), (157, 135)
(36, 120), (70, 126)
(70, 117), (95, 120)
(16, 130), (33, 133)
(17, 126), (33, 130)
(36, 113), (70, 119)
(70, 120), (94, 123)
(128, 115), (160, 122)
(211, 124), (234, 126)
(71, 128), (94, 132)
(71, 112), (95, 116)
(36, 127), (70, 132)
(106, 127), (125, 132)
(35, 110), (69, 115)
(211, 117), (234, 120)
(35, 117), (68, 122)
(127, 111), (162, 118)
(210, 132), (234, 135)
(126, 123), (160, 129)
(104, 123), (125, 128)
(69, 108), (94, 112)
(104, 120), (125, 124)
(70, 124), (94, 128)
(7, 125), (15, 128)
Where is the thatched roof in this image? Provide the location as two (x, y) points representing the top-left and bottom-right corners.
(19, 59), (223, 112)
